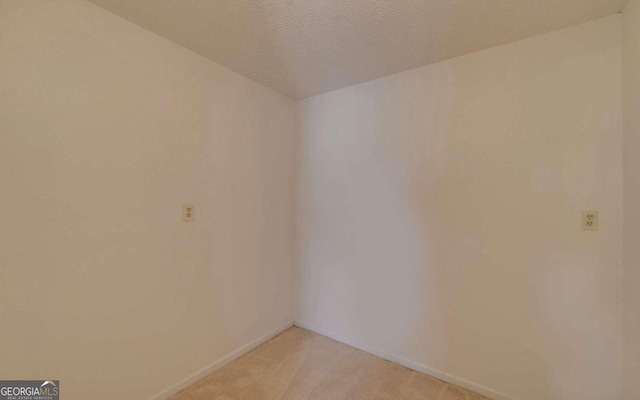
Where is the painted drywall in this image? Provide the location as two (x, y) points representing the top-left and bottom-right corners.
(296, 15), (623, 400)
(0, 1), (295, 399)
(623, 0), (640, 399)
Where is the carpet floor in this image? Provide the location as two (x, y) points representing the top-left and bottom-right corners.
(170, 327), (490, 400)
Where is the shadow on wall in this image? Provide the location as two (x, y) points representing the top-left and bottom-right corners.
(386, 63), (559, 399)
(391, 21), (622, 399)
(296, 11), (623, 400)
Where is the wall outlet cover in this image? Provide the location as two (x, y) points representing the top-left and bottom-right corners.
(582, 211), (598, 231)
(183, 204), (195, 222)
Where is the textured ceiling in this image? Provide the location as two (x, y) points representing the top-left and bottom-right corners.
(87, 0), (627, 99)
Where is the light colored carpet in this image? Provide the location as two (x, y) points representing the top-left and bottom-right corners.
(170, 327), (490, 400)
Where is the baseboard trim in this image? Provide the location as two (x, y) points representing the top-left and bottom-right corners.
(148, 321), (294, 400)
(294, 320), (516, 400)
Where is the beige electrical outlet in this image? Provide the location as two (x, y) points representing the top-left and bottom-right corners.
(582, 211), (598, 231)
(183, 204), (194, 222)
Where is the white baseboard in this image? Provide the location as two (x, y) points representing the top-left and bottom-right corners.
(148, 321), (294, 400)
(294, 320), (516, 400)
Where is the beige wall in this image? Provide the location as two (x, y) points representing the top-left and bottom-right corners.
(623, 0), (640, 399)
(1, 1), (631, 400)
(296, 16), (623, 400)
(0, 1), (295, 399)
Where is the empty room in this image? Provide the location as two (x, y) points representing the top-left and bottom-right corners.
(1, 0), (639, 399)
